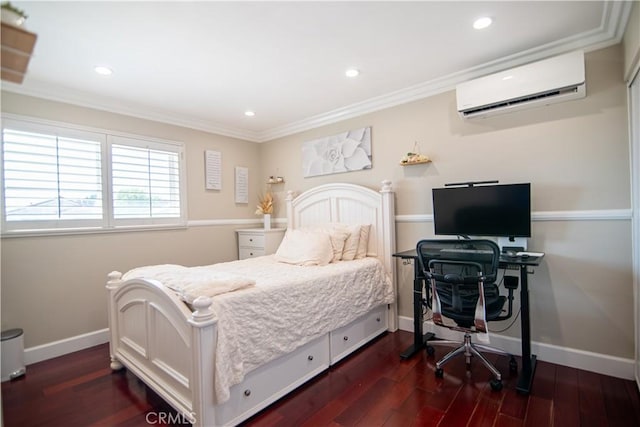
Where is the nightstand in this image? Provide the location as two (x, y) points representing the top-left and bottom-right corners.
(236, 228), (286, 260)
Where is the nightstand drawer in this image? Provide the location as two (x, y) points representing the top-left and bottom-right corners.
(236, 228), (286, 260)
(238, 234), (265, 248)
(239, 248), (265, 259)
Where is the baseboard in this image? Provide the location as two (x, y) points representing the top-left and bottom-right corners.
(398, 316), (634, 380)
(23, 321), (636, 382)
(24, 329), (109, 366)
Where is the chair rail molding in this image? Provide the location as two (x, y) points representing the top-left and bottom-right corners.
(395, 209), (632, 223)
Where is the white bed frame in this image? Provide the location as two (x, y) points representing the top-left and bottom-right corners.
(106, 181), (397, 426)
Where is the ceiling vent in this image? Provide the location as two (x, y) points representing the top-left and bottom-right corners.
(456, 50), (585, 119)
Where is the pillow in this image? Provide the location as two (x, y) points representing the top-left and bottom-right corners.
(337, 224), (361, 261)
(274, 229), (333, 266)
(321, 227), (351, 263)
(355, 224), (371, 259)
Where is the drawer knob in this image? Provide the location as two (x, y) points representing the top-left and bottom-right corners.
(249, 238), (253, 242)
(250, 252), (254, 256)
(343, 336), (349, 341)
(376, 317), (381, 322)
(244, 389), (251, 397)
(308, 355), (314, 361)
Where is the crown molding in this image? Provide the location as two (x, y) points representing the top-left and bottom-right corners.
(1, 80), (263, 142)
(259, 1), (632, 142)
(2, 1), (631, 144)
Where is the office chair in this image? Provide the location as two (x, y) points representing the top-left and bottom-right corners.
(416, 239), (518, 391)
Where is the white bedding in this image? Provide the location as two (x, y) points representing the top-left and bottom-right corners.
(123, 255), (393, 403)
(122, 264), (255, 303)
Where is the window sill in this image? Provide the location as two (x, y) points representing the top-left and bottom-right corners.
(1, 223), (188, 239)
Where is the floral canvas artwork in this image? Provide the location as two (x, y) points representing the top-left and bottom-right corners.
(302, 127), (372, 178)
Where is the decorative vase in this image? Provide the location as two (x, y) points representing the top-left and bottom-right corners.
(263, 214), (271, 230)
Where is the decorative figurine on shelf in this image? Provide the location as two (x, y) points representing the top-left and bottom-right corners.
(267, 175), (285, 184)
(255, 191), (274, 230)
(400, 141), (431, 165)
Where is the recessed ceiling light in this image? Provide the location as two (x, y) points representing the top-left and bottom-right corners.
(94, 66), (113, 76)
(473, 17), (493, 30)
(244, 111), (255, 117)
(345, 68), (360, 78)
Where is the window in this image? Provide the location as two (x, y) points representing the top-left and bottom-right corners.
(110, 136), (182, 225)
(1, 118), (186, 235)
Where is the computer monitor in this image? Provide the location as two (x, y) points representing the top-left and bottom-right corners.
(432, 182), (531, 239)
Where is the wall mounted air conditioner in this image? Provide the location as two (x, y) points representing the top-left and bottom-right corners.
(456, 50), (585, 119)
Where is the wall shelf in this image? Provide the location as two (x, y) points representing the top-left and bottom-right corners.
(400, 159), (431, 166)
(266, 177), (285, 184)
(1, 23), (37, 84)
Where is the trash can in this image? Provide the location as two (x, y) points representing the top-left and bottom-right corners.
(1, 328), (26, 381)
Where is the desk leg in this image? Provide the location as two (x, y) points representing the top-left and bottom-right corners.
(400, 261), (434, 359)
(516, 264), (537, 394)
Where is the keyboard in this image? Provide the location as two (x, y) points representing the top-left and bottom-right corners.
(516, 251), (544, 257)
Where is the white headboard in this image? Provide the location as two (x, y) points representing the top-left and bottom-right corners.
(286, 180), (397, 330)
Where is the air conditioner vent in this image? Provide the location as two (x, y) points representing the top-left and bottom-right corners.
(461, 86), (580, 117)
(456, 51), (585, 119)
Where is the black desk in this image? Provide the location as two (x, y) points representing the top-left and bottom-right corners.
(393, 248), (544, 395)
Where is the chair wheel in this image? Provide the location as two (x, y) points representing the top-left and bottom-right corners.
(490, 379), (503, 391)
(435, 368), (444, 378)
(426, 345), (435, 356)
(509, 357), (518, 373)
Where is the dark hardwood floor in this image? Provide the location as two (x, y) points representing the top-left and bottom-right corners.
(2, 331), (639, 426)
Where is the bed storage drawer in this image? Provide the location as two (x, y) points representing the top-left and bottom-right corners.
(216, 333), (330, 426)
(330, 305), (387, 363)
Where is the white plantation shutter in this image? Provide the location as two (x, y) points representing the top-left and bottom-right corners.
(110, 137), (182, 222)
(2, 125), (105, 230)
(1, 118), (185, 234)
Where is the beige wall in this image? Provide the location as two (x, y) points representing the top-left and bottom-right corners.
(261, 46), (630, 213)
(0, 94), (264, 347)
(260, 45), (634, 358)
(0, 44), (633, 360)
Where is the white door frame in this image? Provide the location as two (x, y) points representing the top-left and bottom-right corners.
(629, 70), (640, 390)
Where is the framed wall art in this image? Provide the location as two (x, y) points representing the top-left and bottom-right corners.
(302, 126), (372, 178)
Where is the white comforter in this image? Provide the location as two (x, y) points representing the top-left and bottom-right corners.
(123, 264), (255, 303)
(125, 255), (393, 403)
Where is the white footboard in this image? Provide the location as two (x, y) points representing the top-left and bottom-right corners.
(106, 271), (217, 426)
(107, 271), (390, 426)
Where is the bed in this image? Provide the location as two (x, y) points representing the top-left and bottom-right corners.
(106, 181), (398, 426)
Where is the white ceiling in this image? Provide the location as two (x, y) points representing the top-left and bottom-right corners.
(1, 1), (632, 142)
